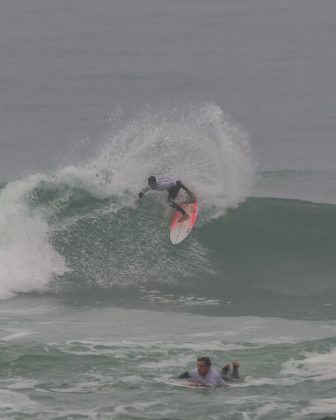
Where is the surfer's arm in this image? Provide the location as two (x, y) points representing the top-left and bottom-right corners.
(138, 186), (150, 199)
(178, 371), (190, 379)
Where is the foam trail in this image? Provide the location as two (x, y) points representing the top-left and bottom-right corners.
(280, 347), (336, 382)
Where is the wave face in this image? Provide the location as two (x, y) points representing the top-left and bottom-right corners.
(1, 104), (335, 319)
(0, 103), (256, 299)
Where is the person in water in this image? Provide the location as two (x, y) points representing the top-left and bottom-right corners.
(178, 357), (225, 387)
(138, 176), (194, 222)
(179, 357), (241, 387)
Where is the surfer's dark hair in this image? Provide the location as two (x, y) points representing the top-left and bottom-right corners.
(197, 357), (211, 367)
(148, 176), (156, 184)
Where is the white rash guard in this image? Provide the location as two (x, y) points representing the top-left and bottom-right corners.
(141, 178), (179, 194)
(187, 367), (225, 387)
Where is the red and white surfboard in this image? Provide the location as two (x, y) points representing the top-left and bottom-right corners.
(169, 197), (198, 245)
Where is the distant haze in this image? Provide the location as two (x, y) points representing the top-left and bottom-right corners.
(1, 0), (336, 181)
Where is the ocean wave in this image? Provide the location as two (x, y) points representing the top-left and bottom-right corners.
(0, 103), (256, 301)
(1, 105), (335, 320)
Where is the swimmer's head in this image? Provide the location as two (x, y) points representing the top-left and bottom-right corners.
(197, 357), (211, 376)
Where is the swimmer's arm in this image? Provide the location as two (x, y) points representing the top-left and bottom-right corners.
(178, 371), (190, 379)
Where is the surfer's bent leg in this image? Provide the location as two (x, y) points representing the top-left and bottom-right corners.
(167, 185), (180, 201)
(176, 180), (188, 191)
(176, 180), (194, 202)
(167, 186), (186, 216)
(167, 185), (190, 222)
(168, 199), (186, 216)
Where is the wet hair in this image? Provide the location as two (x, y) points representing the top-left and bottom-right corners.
(197, 357), (211, 367)
(148, 176), (156, 184)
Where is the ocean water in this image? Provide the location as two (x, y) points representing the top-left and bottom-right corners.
(1, 1), (336, 419)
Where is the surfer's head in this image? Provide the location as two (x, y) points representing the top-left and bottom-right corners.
(147, 176), (157, 189)
(197, 357), (211, 376)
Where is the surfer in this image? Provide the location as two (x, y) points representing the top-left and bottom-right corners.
(179, 358), (241, 386)
(178, 357), (226, 387)
(138, 176), (194, 222)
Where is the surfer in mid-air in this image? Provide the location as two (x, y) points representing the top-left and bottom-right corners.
(138, 176), (194, 222)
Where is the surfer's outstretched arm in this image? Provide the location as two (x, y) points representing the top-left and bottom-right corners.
(178, 371), (190, 379)
(138, 186), (150, 199)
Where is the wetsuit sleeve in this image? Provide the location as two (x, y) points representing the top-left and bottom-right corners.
(138, 186), (150, 198)
(178, 371), (190, 379)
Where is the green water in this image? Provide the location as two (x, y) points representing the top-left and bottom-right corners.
(0, 297), (336, 419)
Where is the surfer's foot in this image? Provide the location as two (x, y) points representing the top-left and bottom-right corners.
(178, 213), (190, 223)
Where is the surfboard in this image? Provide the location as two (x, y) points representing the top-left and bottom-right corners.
(169, 196), (198, 245)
